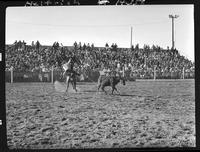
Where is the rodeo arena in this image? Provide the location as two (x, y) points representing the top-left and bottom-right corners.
(6, 40), (195, 148)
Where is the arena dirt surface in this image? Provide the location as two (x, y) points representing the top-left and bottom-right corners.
(6, 79), (195, 149)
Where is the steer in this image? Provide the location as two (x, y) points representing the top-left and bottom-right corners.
(97, 75), (126, 95)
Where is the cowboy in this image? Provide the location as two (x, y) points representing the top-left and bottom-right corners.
(62, 56), (80, 78)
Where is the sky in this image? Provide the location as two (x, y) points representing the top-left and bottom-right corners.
(6, 5), (194, 62)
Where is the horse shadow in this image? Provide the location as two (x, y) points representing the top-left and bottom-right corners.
(115, 94), (137, 97)
(81, 89), (137, 97)
(82, 90), (97, 93)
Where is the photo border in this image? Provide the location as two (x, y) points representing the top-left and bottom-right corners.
(1, 0), (199, 151)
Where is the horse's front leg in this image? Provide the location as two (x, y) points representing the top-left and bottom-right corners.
(65, 76), (70, 92)
(72, 78), (77, 92)
(111, 83), (116, 95)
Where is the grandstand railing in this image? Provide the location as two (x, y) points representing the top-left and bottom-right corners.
(5, 66), (194, 83)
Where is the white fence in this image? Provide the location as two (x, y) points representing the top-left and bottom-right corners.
(6, 66), (99, 83)
(6, 66), (192, 83)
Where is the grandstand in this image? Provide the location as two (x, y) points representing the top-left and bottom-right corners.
(5, 40), (195, 82)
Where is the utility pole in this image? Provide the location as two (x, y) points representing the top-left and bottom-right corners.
(169, 14), (179, 50)
(130, 26), (133, 49)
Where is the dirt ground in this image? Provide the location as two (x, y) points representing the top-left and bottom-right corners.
(6, 79), (195, 149)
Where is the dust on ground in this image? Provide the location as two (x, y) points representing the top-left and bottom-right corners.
(6, 79), (195, 149)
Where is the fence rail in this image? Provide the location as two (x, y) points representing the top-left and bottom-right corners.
(5, 66), (194, 83)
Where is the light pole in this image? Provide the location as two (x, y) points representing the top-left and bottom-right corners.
(169, 14), (179, 50)
(130, 26), (133, 49)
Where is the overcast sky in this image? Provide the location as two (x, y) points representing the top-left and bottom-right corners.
(6, 5), (194, 61)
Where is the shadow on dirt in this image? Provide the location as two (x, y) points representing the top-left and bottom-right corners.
(82, 90), (97, 93)
(84, 91), (137, 97)
(116, 94), (137, 97)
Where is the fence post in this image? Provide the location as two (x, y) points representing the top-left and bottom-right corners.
(11, 66), (13, 83)
(154, 66), (156, 80)
(51, 66), (54, 83)
(182, 67), (185, 79)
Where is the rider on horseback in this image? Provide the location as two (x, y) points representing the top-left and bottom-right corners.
(62, 55), (80, 78)
(62, 55), (81, 92)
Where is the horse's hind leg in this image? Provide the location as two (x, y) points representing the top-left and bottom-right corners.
(97, 76), (102, 91)
(101, 86), (107, 95)
(97, 83), (101, 91)
(72, 79), (77, 92)
(111, 87), (115, 95)
(114, 87), (120, 95)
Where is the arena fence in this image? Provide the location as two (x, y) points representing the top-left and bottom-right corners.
(5, 66), (194, 83)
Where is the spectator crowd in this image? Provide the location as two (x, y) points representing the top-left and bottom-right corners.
(6, 40), (195, 80)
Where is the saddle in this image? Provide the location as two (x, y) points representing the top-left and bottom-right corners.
(65, 70), (75, 78)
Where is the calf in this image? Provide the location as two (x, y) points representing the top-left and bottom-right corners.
(97, 75), (126, 95)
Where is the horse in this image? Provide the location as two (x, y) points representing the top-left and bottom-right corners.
(97, 75), (126, 95)
(64, 70), (78, 92)
(62, 56), (81, 92)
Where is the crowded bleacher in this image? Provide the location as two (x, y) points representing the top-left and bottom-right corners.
(5, 40), (195, 82)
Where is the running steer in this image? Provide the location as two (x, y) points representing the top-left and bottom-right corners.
(97, 75), (126, 95)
